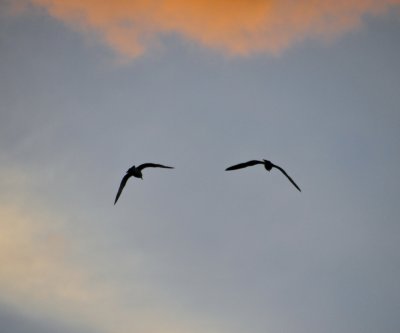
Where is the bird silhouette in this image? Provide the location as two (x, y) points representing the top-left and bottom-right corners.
(225, 159), (301, 192)
(114, 163), (174, 204)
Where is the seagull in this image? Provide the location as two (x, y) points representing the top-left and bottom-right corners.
(114, 163), (174, 204)
(225, 159), (301, 192)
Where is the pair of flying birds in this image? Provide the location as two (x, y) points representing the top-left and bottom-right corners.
(114, 159), (301, 204)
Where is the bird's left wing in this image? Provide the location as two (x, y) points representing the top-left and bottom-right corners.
(137, 163), (174, 171)
(225, 160), (263, 171)
(114, 174), (131, 205)
(273, 165), (301, 192)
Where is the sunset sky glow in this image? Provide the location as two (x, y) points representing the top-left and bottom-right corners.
(1, 1), (400, 333)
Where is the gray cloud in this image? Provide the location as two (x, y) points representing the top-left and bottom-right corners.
(1, 8), (400, 333)
(0, 302), (98, 333)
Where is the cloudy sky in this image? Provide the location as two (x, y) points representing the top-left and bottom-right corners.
(1, 1), (400, 333)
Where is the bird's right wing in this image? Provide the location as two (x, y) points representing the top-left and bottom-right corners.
(114, 174), (131, 205)
(225, 160), (263, 171)
(273, 165), (302, 192)
(137, 163), (174, 170)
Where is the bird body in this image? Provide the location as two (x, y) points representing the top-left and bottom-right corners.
(225, 159), (301, 192)
(114, 163), (173, 204)
(126, 165), (144, 179)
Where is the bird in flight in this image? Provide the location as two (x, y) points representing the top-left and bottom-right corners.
(225, 159), (301, 192)
(114, 163), (174, 204)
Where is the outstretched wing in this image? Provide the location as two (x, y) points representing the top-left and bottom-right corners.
(114, 174), (131, 205)
(225, 160), (264, 171)
(273, 165), (301, 192)
(137, 163), (174, 171)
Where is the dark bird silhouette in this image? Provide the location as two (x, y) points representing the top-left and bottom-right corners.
(225, 159), (301, 192)
(114, 163), (174, 204)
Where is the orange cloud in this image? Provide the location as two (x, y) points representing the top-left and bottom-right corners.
(22, 0), (400, 59)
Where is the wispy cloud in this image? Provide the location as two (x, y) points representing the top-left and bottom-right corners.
(15, 0), (400, 60)
(0, 167), (220, 333)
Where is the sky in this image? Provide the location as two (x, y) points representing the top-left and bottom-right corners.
(1, 1), (400, 333)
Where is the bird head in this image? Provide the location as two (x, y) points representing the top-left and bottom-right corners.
(263, 159), (273, 171)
